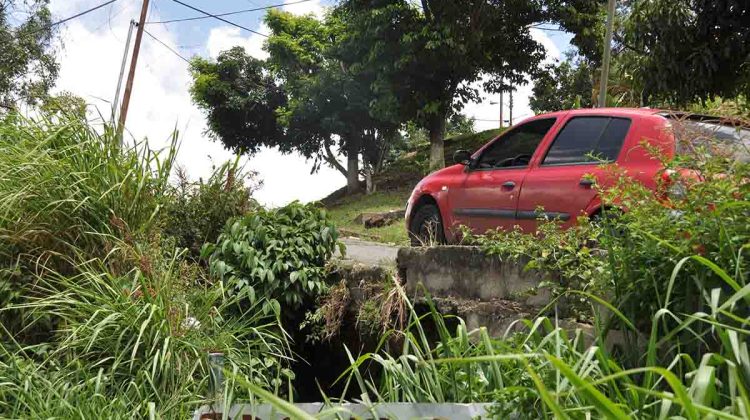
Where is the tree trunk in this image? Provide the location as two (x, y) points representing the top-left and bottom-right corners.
(428, 114), (447, 172)
(364, 164), (374, 194)
(346, 137), (361, 194)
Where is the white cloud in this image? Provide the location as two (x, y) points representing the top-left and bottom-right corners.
(206, 24), (268, 60)
(284, 0), (325, 18)
(463, 29), (562, 132)
(48, 0), (344, 207)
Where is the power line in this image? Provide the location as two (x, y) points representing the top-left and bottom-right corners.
(143, 28), (191, 64)
(147, 0), (315, 25)
(168, 0), (269, 37)
(49, 0), (118, 28)
(22, 0), (118, 36)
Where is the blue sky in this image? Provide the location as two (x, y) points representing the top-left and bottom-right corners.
(47, 0), (573, 206)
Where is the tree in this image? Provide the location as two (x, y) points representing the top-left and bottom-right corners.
(191, 10), (395, 194)
(544, 1), (750, 108)
(530, 55), (595, 113)
(190, 47), (287, 155)
(264, 9), (380, 193)
(335, 0), (563, 172)
(622, 0), (750, 105)
(0, 0), (59, 109)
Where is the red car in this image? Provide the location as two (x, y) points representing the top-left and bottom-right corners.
(406, 108), (749, 245)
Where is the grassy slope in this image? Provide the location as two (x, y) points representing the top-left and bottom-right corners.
(324, 128), (503, 244)
(326, 189), (411, 245)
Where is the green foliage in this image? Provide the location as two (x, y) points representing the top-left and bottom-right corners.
(190, 47), (287, 154)
(688, 95), (750, 120)
(163, 159), (261, 261)
(597, 137), (750, 340)
(0, 112), (175, 340)
(0, 0), (59, 108)
(0, 252), (290, 418)
(623, 0), (750, 105)
(335, 0), (552, 170)
(465, 217), (609, 319)
(204, 202), (342, 309)
(0, 113), (290, 417)
(530, 54), (595, 113)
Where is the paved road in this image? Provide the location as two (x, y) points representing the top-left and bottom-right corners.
(337, 237), (399, 266)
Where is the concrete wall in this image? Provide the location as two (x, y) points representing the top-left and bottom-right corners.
(397, 246), (555, 308)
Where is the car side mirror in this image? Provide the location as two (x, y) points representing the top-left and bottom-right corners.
(453, 149), (472, 166)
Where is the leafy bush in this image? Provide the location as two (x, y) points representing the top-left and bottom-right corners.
(162, 159), (261, 261)
(464, 217), (609, 320)
(599, 150), (750, 336)
(203, 202), (342, 309)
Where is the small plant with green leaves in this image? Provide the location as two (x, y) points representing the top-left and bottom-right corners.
(203, 202), (343, 310)
(463, 216), (609, 320)
(162, 158), (261, 261)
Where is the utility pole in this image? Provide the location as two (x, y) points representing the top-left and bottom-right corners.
(117, 0), (150, 137)
(499, 90), (504, 128)
(598, 0), (616, 108)
(508, 85), (514, 126)
(113, 20), (135, 123)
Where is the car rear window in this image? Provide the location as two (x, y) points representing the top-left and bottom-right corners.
(542, 116), (631, 165)
(671, 119), (750, 162)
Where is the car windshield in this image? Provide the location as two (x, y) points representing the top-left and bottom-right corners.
(671, 119), (750, 162)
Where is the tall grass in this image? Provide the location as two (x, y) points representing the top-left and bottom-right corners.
(327, 264), (748, 418)
(0, 113), (175, 258)
(0, 113), (292, 417)
(0, 113), (177, 340)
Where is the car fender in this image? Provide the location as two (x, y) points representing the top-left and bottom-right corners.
(584, 196), (603, 218)
(408, 183), (456, 241)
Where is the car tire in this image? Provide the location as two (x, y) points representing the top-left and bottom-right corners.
(409, 204), (446, 246)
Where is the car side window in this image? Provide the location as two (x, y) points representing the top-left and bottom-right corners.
(542, 116), (631, 165)
(476, 118), (557, 169)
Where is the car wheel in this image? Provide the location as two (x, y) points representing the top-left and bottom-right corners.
(409, 204), (446, 246)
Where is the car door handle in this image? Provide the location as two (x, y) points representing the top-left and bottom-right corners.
(501, 181), (516, 189)
(579, 179), (595, 187)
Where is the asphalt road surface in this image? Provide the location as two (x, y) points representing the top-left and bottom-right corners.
(338, 237), (399, 266)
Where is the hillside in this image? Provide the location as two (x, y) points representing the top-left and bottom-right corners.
(324, 128), (503, 244)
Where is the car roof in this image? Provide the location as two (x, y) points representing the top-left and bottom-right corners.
(526, 107), (662, 121)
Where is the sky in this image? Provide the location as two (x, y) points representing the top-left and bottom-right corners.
(45, 0), (573, 206)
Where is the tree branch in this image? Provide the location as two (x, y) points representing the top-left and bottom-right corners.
(420, 0), (432, 21)
(324, 143), (347, 177)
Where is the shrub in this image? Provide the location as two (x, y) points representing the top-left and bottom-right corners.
(203, 202), (342, 310)
(162, 159), (261, 261)
(464, 217), (609, 320)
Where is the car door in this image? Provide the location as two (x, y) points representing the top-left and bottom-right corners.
(516, 115), (633, 232)
(449, 118), (558, 235)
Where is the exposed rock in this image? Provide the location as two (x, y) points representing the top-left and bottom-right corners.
(354, 209), (406, 229)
